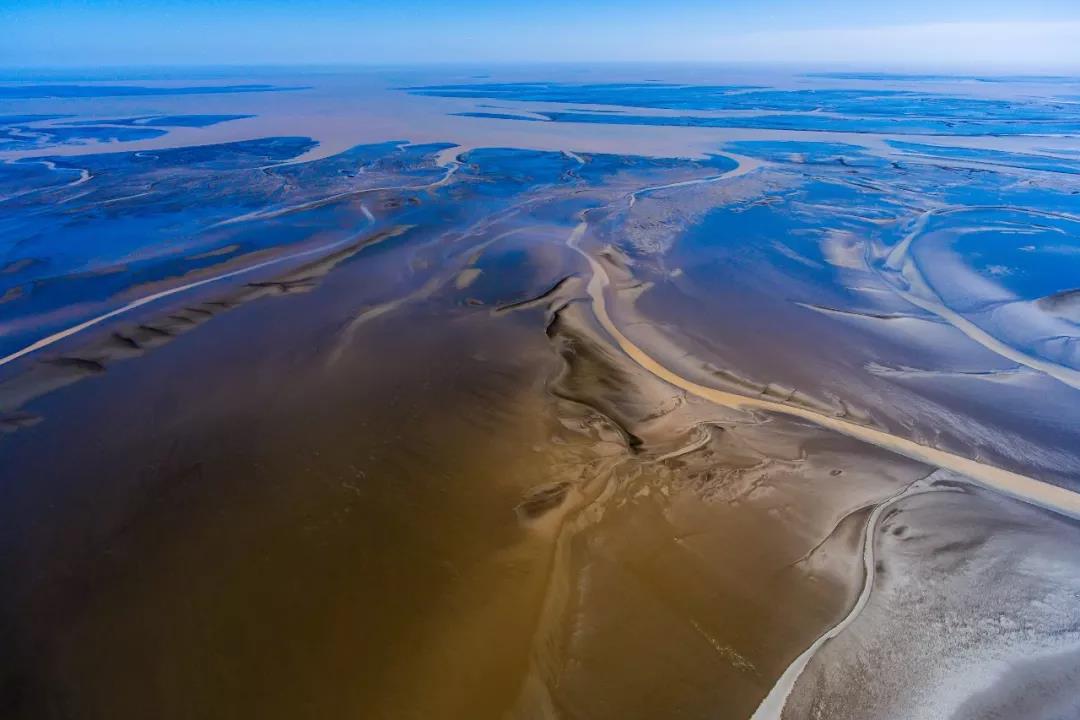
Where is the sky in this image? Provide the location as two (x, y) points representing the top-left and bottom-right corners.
(2, 0), (1080, 70)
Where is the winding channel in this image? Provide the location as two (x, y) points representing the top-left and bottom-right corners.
(565, 153), (1080, 719)
(0, 209), (387, 369)
(566, 178), (1080, 520)
(5, 141), (1080, 717)
(876, 206), (1080, 391)
(748, 476), (944, 720)
(0, 146), (470, 370)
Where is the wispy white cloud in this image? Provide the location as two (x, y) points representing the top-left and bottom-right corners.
(3, 7), (1078, 69)
(695, 21), (1080, 69)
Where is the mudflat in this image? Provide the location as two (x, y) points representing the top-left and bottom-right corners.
(2, 68), (1080, 719)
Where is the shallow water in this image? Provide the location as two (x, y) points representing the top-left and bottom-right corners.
(1, 67), (1080, 719)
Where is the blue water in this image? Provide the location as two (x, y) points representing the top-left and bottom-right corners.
(2, 67), (1080, 720)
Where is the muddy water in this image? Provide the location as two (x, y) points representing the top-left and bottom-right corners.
(5, 77), (1080, 718)
(0, 182), (904, 719)
(1, 293), (557, 718)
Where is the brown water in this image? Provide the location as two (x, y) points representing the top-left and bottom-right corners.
(4, 69), (1080, 720)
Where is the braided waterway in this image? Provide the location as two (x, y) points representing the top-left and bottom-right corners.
(559, 154), (1080, 719)
(4, 69), (1080, 719)
(566, 158), (1080, 522)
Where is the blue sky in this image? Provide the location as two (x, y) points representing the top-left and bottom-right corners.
(3, 0), (1079, 69)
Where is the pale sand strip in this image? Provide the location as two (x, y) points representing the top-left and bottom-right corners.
(567, 156), (1080, 720)
(211, 145), (465, 228)
(880, 208), (1080, 390)
(0, 209), (399, 369)
(0, 158), (91, 204)
(891, 282), (1080, 391)
(1, 143), (471, 368)
(565, 157), (1080, 521)
(748, 477), (945, 720)
(627, 152), (762, 207)
(567, 215), (1080, 516)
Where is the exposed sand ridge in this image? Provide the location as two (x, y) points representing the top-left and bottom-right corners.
(566, 154), (1080, 522)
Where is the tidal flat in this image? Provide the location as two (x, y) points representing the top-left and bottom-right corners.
(1, 67), (1080, 719)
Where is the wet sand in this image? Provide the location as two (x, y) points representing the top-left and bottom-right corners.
(2, 69), (1080, 720)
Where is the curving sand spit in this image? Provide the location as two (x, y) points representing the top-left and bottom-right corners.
(626, 151), (762, 208)
(566, 159), (1080, 522)
(562, 154), (1080, 719)
(878, 207), (1080, 391)
(0, 144), (471, 370)
(748, 476), (948, 719)
(0, 211), (400, 370)
(212, 145), (465, 228)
